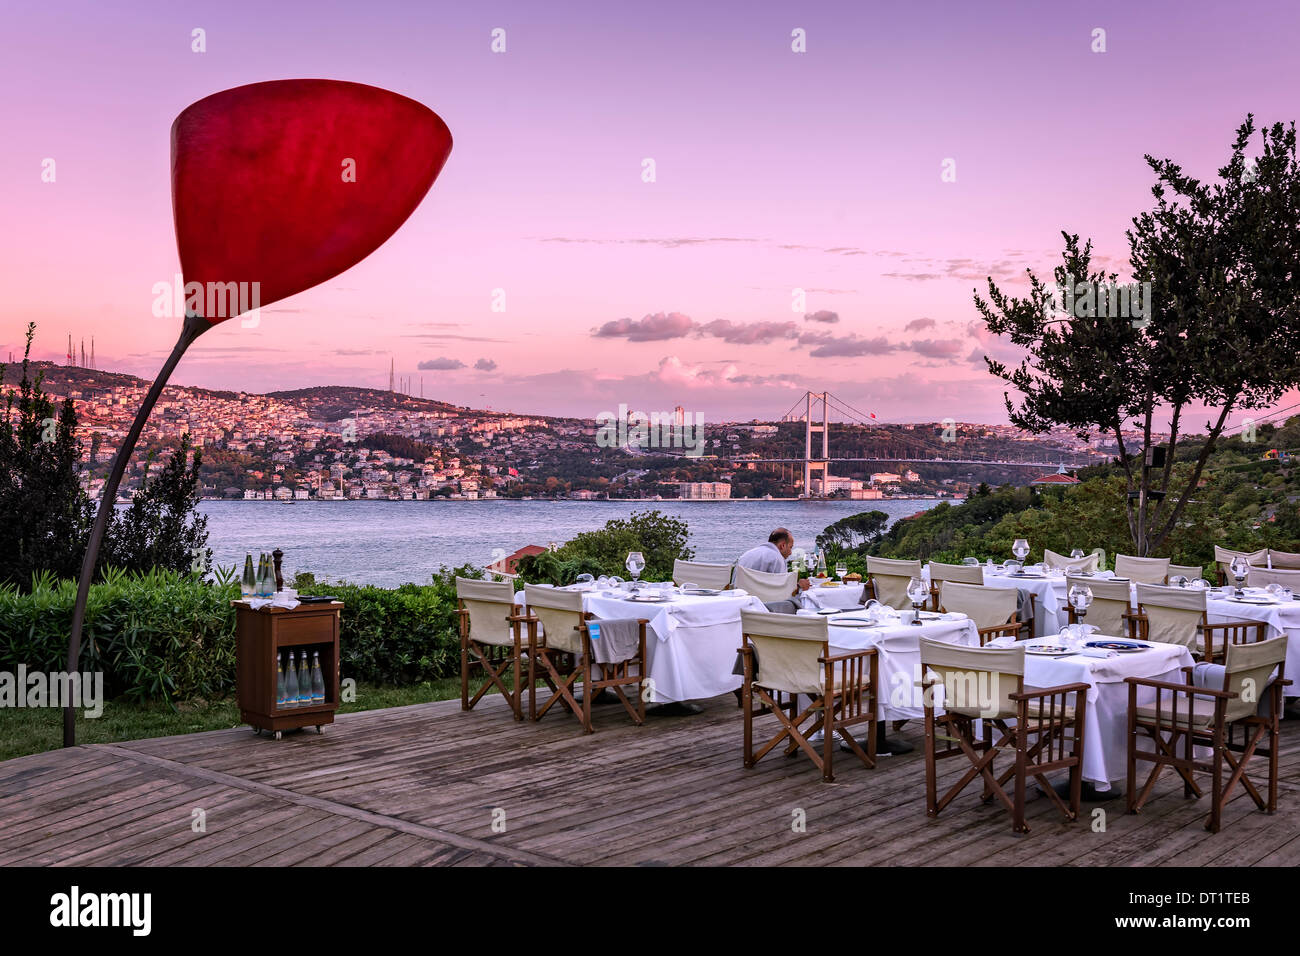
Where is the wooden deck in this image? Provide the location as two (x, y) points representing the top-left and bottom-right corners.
(4, 693), (1300, 866)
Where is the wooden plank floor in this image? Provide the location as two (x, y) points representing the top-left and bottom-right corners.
(3, 693), (1300, 866)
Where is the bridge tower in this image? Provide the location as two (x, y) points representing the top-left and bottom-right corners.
(803, 391), (830, 496)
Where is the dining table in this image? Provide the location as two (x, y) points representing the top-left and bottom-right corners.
(520, 584), (768, 704)
(801, 580), (868, 610)
(925, 564), (1120, 638)
(1206, 587), (1300, 690)
(1010, 637), (1195, 790)
(801, 608), (980, 721)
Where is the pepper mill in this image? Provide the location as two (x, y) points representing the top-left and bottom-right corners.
(272, 548), (284, 592)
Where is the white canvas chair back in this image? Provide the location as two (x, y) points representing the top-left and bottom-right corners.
(456, 577), (518, 647)
(1114, 554), (1170, 584)
(1066, 575), (1131, 638)
(1267, 548), (1300, 570)
(1247, 566), (1300, 589)
(672, 559), (734, 589)
(1042, 548), (1100, 573)
(1135, 582), (1205, 650)
(919, 636), (1023, 720)
(939, 580), (1016, 630)
(524, 585), (586, 654)
(733, 565), (797, 603)
(1223, 636), (1288, 723)
(929, 561), (984, 586)
(1215, 546), (1268, 577)
(740, 610), (827, 695)
(1167, 564), (1204, 581)
(866, 557), (923, 610)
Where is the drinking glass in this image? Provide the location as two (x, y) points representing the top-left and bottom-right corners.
(835, 561), (847, 582)
(907, 576), (928, 625)
(962, 557), (980, 566)
(1230, 556), (1250, 596)
(1070, 548), (1085, 560)
(625, 551), (645, 588)
(1012, 539), (1030, 564)
(1168, 574), (1188, 588)
(1068, 584), (1093, 637)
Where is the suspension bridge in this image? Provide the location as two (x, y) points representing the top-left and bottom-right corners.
(751, 391), (1097, 495)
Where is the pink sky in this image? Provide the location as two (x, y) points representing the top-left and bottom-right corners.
(2, 0), (1299, 427)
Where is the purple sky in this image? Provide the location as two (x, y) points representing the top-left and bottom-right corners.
(3, 0), (1299, 426)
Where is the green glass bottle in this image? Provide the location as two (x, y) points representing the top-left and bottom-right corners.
(241, 553), (256, 599)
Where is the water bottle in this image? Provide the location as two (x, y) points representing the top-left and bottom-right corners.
(241, 553), (256, 599)
(311, 651), (325, 703)
(284, 651), (299, 707)
(260, 553), (274, 597)
(296, 653), (310, 705)
(276, 656), (286, 708)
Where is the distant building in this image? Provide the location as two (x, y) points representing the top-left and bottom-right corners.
(678, 482), (731, 500)
(1030, 465), (1081, 486)
(870, 472), (902, 486)
(487, 544), (548, 577)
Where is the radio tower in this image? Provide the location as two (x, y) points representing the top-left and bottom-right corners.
(80, 339), (86, 366)
(90, 337), (95, 369)
(389, 357), (395, 392)
(67, 334), (74, 366)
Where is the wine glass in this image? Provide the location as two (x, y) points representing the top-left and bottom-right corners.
(574, 573), (595, 590)
(907, 576), (928, 625)
(1069, 548), (1085, 560)
(1068, 584), (1093, 641)
(1168, 574), (1188, 588)
(1230, 556), (1250, 596)
(835, 560), (847, 583)
(625, 551), (645, 589)
(1012, 538), (1030, 567)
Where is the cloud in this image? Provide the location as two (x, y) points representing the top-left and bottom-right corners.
(418, 357), (466, 370)
(910, 338), (965, 359)
(474, 358), (498, 371)
(804, 310), (839, 324)
(699, 319), (797, 344)
(903, 317), (936, 332)
(541, 236), (760, 249)
(593, 312), (695, 341)
(797, 331), (897, 358)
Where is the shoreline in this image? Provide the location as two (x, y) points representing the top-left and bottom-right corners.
(195, 495), (961, 504)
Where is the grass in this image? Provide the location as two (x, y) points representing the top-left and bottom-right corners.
(0, 678), (465, 762)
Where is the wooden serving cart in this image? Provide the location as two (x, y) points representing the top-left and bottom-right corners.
(234, 600), (342, 738)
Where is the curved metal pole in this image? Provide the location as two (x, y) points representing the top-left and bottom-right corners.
(63, 314), (208, 746)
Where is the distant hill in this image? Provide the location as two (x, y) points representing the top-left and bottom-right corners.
(266, 385), (464, 421)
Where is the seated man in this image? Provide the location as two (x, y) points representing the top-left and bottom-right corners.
(738, 528), (810, 593)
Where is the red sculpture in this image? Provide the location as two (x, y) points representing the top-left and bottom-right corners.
(172, 79), (452, 319)
(64, 80), (452, 745)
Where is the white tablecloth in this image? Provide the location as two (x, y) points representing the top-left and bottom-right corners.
(1022, 640), (1194, 789)
(519, 586), (767, 704)
(802, 582), (867, 610)
(1207, 593), (1300, 689)
(816, 612), (980, 721)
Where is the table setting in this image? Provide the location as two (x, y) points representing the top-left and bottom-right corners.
(1204, 582), (1300, 681)
(987, 625), (1195, 790)
(800, 602), (980, 721)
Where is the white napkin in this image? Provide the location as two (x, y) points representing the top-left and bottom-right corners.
(1078, 646), (1117, 659)
(987, 636), (1017, 648)
(247, 594), (300, 610)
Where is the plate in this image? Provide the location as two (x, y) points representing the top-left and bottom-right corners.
(829, 617), (878, 628)
(816, 604), (865, 614)
(1026, 643), (1074, 656)
(681, 588), (720, 596)
(627, 594), (669, 603)
(820, 581), (842, 588)
(1231, 596), (1276, 605)
(1085, 639), (1149, 653)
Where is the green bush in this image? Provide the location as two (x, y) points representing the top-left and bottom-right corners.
(0, 564), (498, 706)
(0, 567), (238, 704)
(516, 509), (693, 584)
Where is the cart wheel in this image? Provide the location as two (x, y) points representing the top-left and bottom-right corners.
(274, 731), (282, 740)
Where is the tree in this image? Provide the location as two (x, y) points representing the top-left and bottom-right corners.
(0, 323), (93, 587)
(977, 116), (1300, 555)
(816, 510), (888, 554)
(102, 434), (212, 576)
(554, 509), (694, 579)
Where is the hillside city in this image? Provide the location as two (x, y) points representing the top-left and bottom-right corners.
(14, 362), (1132, 503)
